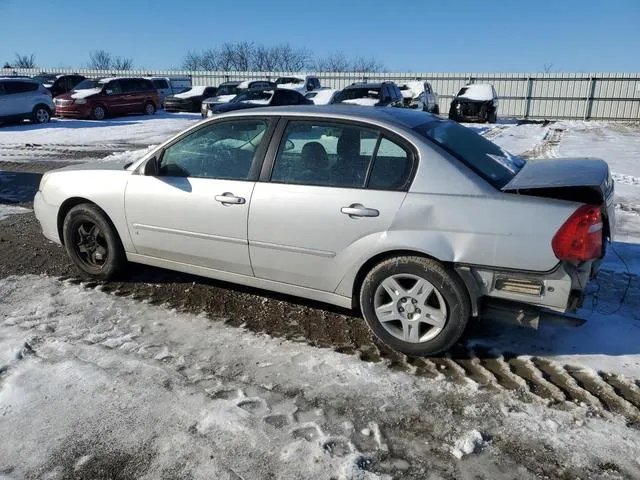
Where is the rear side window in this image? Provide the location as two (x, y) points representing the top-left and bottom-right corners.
(368, 137), (412, 190)
(106, 80), (123, 94)
(414, 119), (525, 188)
(4, 81), (38, 94)
(153, 79), (169, 89)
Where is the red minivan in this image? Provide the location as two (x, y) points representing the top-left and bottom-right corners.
(54, 77), (159, 120)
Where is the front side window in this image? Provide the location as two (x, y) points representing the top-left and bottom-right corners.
(158, 120), (268, 180)
(414, 119), (525, 188)
(270, 121), (411, 190)
(4, 81), (38, 94)
(107, 81), (122, 94)
(217, 84), (239, 96)
(334, 87), (380, 103)
(73, 79), (99, 91)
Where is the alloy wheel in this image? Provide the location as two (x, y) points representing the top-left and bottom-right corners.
(72, 221), (108, 269)
(373, 273), (448, 343)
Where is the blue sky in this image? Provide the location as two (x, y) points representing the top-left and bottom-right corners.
(1, 0), (638, 72)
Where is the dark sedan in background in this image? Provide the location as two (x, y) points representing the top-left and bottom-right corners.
(206, 88), (312, 115)
(164, 86), (218, 112)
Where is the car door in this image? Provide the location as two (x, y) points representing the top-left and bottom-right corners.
(121, 79), (143, 112)
(104, 80), (125, 114)
(125, 117), (273, 275)
(248, 119), (413, 291)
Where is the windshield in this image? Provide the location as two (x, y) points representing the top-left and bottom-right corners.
(413, 119), (525, 188)
(73, 79), (101, 91)
(334, 87), (380, 103)
(217, 84), (240, 96)
(232, 90), (273, 104)
(275, 77), (303, 85)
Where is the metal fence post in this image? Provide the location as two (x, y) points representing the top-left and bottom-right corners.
(583, 76), (596, 120)
(524, 77), (534, 119)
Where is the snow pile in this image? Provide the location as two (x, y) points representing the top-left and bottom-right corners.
(340, 98), (379, 106)
(0, 204), (31, 220)
(450, 429), (485, 459)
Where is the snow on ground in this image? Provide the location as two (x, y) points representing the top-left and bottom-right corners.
(1, 275), (639, 479)
(0, 204), (30, 220)
(0, 112), (200, 163)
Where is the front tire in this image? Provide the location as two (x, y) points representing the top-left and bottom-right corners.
(91, 104), (107, 120)
(62, 203), (127, 280)
(488, 109), (498, 124)
(32, 105), (51, 124)
(359, 256), (470, 356)
(432, 105), (440, 115)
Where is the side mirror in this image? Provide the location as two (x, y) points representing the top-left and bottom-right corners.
(105, 89), (113, 95)
(144, 156), (159, 176)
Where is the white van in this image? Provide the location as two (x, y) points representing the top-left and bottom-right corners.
(145, 76), (192, 107)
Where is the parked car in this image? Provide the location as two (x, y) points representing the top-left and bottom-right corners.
(35, 74), (86, 98)
(32, 106), (615, 356)
(200, 81), (243, 118)
(399, 81), (439, 114)
(200, 80), (275, 118)
(146, 76), (192, 106)
(207, 88), (312, 115)
(333, 82), (403, 107)
(164, 86), (218, 113)
(305, 88), (340, 105)
(449, 84), (499, 123)
(31, 73), (59, 85)
(0, 77), (54, 124)
(274, 75), (321, 93)
(54, 77), (159, 120)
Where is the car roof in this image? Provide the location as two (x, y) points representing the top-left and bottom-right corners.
(209, 104), (433, 128)
(344, 82), (387, 89)
(219, 81), (241, 86)
(0, 77), (38, 83)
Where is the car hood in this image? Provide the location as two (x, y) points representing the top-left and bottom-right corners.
(69, 88), (103, 99)
(55, 160), (132, 173)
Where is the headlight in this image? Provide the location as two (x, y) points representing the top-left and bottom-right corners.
(74, 98), (87, 105)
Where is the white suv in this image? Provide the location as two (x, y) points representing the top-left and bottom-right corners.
(274, 75), (321, 94)
(0, 78), (55, 124)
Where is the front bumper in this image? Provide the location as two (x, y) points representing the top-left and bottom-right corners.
(165, 101), (194, 112)
(34, 191), (61, 245)
(54, 103), (92, 118)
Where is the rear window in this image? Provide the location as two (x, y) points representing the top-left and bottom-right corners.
(217, 84), (240, 96)
(413, 119), (525, 189)
(73, 79), (100, 91)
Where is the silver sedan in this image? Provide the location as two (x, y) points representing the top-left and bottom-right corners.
(34, 106), (615, 355)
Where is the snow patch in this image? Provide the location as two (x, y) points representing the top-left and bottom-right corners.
(173, 86), (208, 99)
(450, 430), (485, 459)
(70, 88), (102, 99)
(0, 204), (31, 221)
(340, 98), (379, 106)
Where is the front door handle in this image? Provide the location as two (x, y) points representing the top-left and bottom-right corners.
(215, 192), (245, 205)
(341, 204), (379, 218)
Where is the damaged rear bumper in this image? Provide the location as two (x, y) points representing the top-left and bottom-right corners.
(455, 259), (598, 322)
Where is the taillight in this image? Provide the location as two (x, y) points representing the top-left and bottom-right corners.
(552, 205), (603, 262)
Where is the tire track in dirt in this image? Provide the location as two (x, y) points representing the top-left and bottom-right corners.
(519, 127), (564, 159)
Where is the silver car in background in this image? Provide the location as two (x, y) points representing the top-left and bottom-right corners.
(0, 78), (55, 124)
(33, 106), (614, 355)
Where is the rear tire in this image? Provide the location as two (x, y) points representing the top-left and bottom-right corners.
(62, 203), (127, 280)
(359, 256), (470, 356)
(144, 102), (156, 115)
(31, 105), (51, 124)
(91, 104), (107, 120)
(488, 109), (498, 124)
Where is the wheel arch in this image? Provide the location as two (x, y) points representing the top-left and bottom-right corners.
(57, 197), (121, 247)
(350, 249), (479, 316)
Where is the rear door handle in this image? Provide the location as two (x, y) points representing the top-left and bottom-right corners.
(341, 204), (379, 218)
(215, 192), (245, 205)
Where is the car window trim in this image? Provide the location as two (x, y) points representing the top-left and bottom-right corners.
(149, 116), (277, 182)
(260, 116), (419, 192)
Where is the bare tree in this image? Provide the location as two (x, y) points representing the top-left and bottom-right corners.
(315, 52), (349, 72)
(542, 63), (554, 73)
(182, 51), (202, 70)
(112, 56), (133, 70)
(230, 41), (254, 71)
(350, 56), (386, 73)
(14, 53), (36, 69)
(88, 50), (112, 70)
(2, 62), (12, 69)
(271, 43), (311, 71)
